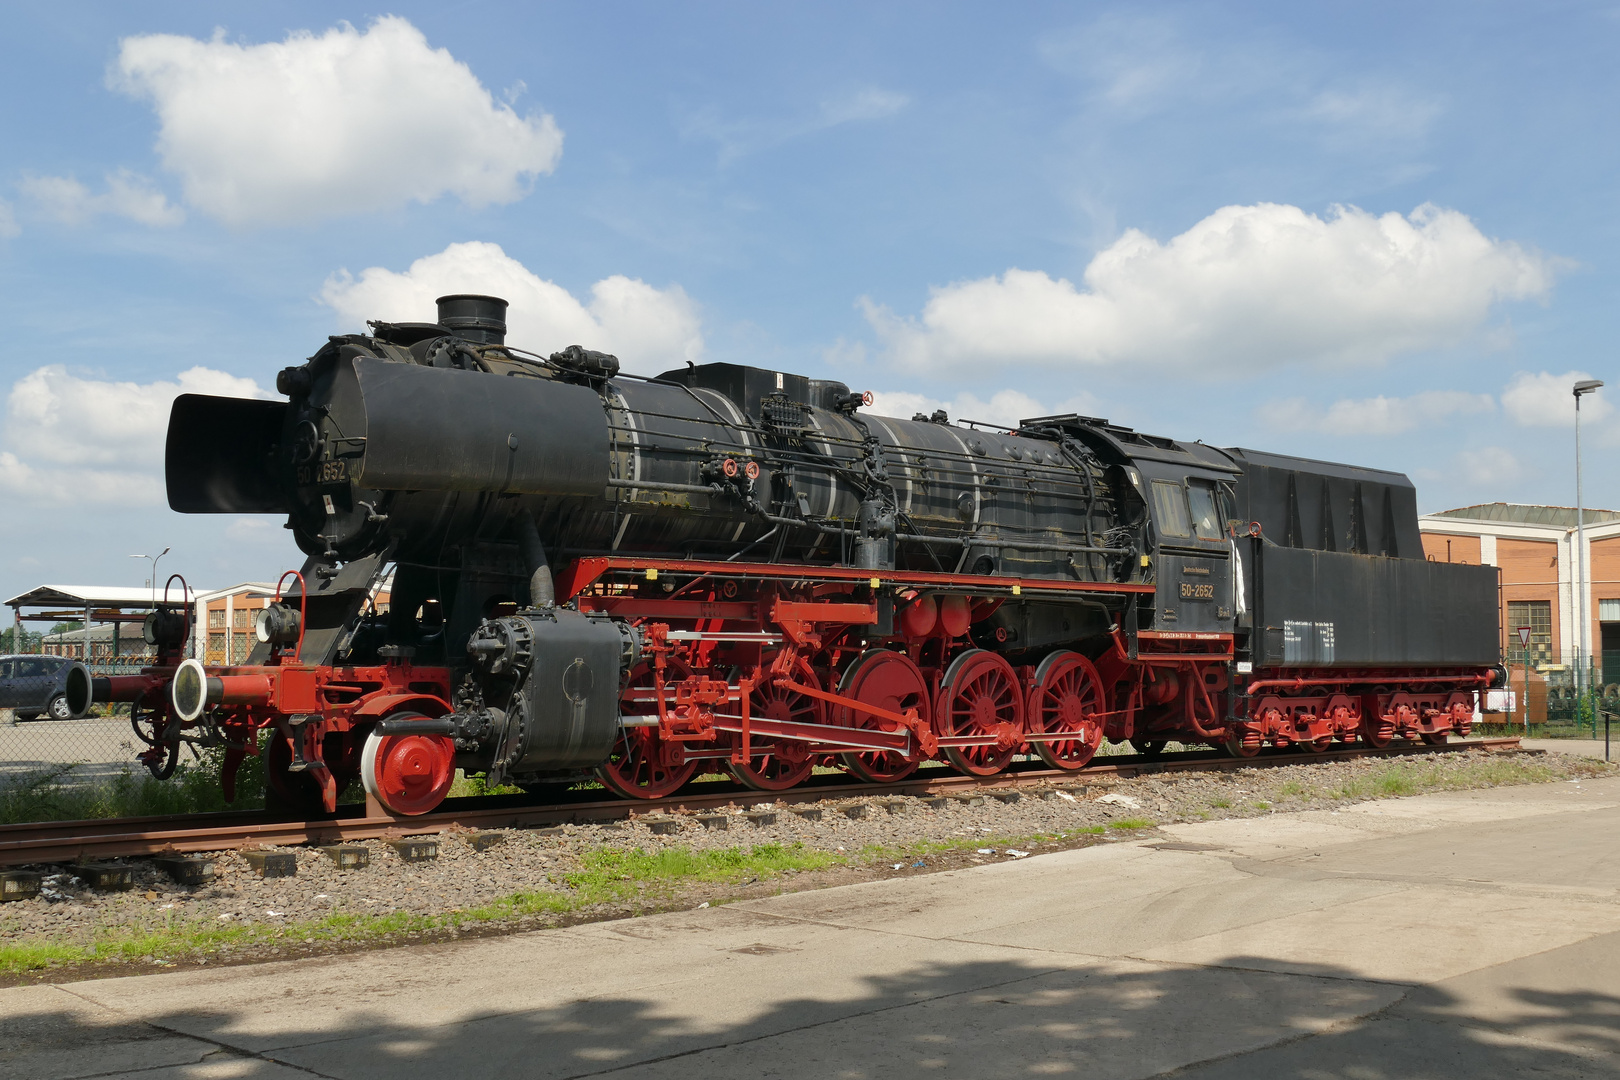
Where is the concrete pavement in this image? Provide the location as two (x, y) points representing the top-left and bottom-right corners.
(4, 776), (1619, 1079)
(1525, 737), (1617, 762)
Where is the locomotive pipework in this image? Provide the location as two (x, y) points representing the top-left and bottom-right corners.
(130, 291), (1503, 817)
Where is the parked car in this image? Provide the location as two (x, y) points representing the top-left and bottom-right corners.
(0, 655), (92, 721)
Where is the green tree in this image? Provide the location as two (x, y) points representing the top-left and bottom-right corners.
(0, 626), (40, 652)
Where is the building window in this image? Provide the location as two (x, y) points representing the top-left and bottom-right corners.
(1507, 600), (1553, 668)
(208, 609), (225, 629)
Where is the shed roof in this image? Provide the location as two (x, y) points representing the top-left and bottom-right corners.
(1426, 503), (1620, 529)
(4, 584), (198, 609)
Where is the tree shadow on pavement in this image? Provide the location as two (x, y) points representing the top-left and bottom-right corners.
(7, 949), (1620, 1080)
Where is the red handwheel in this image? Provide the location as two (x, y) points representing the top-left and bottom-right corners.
(361, 717), (456, 816)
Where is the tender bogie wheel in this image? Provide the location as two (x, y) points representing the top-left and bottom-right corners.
(1223, 733), (1261, 758)
(598, 659), (700, 799)
(729, 655), (819, 792)
(836, 650), (927, 783)
(1361, 717), (1396, 748)
(47, 694), (74, 721)
(360, 718), (456, 816)
(1420, 731), (1449, 746)
(936, 649), (1023, 777)
(1027, 651), (1106, 771)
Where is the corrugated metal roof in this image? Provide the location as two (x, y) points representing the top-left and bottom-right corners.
(1427, 503), (1620, 528)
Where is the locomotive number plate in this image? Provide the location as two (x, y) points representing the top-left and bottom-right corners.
(1179, 582), (1215, 601)
(297, 459), (349, 486)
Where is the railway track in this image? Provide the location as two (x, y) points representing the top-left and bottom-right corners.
(0, 737), (1524, 866)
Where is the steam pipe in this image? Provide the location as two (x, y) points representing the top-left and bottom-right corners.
(517, 510), (556, 608)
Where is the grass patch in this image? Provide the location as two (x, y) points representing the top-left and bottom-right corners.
(1209, 797), (1232, 808)
(0, 741), (273, 824)
(0, 841), (842, 975)
(1108, 818), (1155, 830)
(1276, 780), (1305, 797)
(447, 771), (525, 798)
(1252, 801), (1271, 810)
(565, 843), (843, 904)
(1325, 755), (1606, 802)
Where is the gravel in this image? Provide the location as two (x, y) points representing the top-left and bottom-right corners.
(2, 748), (1612, 977)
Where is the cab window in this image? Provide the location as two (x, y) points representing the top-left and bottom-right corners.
(1187, 483), (1223, 541)
(1151, 480), (1191, 538)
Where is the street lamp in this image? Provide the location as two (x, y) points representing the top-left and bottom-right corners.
(1574, 380), (1603, 732)
(129, 547), (171, 662)
(130, 547), (171, 603)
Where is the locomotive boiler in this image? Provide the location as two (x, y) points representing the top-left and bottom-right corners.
(118, 293), (1500, 816)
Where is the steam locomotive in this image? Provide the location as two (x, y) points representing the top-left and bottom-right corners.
(106, 294), (1500, 816)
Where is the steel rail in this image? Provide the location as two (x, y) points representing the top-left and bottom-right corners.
(0, 737), (1524, 866)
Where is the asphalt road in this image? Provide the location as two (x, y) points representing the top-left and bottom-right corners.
(4, 771), (1619, 1078)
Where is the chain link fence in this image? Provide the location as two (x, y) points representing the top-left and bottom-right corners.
(0, 652), (266, 823)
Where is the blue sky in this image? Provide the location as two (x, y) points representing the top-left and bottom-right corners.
(2, 2), (1617, 600)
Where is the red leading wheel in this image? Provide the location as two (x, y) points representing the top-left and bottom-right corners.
(937, 649), (1024, 777)
(837, 650), (928, 783)
(361, 717), (455, 816)
(1026, 651), (1106, 771)
(598, 659), (701, 799)
(728, 655), (819, 792)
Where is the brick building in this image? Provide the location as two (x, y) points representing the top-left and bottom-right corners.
(193, 580), (391, 664)
(1419, 503), (1620, 720)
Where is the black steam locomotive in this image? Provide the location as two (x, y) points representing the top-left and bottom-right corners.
(131, 293), (1498, 816)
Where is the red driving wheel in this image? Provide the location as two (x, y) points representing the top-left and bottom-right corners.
(598, 659), (701, 799)
(1026, 651), (1106, 771)
(728, 655), (820, 791)
(837, 650), (928, 783)
(361, 716), (455, 816)
(936, 649), (1024, 777)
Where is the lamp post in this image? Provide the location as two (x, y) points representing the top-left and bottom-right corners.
(130, 547), (171, 603)
(1574, 380), (1603, 734)
(129, 544), (170, 663)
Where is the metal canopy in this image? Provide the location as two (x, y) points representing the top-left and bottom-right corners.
(5, 585), (193, 609)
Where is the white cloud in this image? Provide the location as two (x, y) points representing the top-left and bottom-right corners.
(1452, 446), (1526, 488)
(1269, 390), (1495, 436)
(112, 17), (562, 226)
(818, 88), (910, 126)
(683, 85), (909, 164)
(0, 198), (17, 238)
(0, 365), (267, 505)
(18, 169), (184, 227)
(865, 203), (1555, 376)
(1303, 83), (1443, 147)
(321, 241), (704, 369)
(868, 388), (1102, 430)
(1501, 370), (1612, 428)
